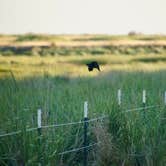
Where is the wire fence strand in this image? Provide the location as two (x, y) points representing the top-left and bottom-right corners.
(123, 104), (162, 113)
(59, 142), (100, 155)
(0, 130), (21, 138)
(0, 116), (107, 138)
(42, 115), (108, 129)
(0, 104), (164, 138)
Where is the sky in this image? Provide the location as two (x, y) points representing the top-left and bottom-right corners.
(0, 0), (166, 34)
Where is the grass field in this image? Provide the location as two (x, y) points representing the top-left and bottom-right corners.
(0, 34), (166, 165)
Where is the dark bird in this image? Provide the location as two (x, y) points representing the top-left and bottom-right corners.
(86, 61), (100, 72)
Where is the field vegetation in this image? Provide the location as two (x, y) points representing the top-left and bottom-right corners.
(0, 34), (166, 165)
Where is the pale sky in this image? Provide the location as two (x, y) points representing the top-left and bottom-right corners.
(0, 0), (166, 34)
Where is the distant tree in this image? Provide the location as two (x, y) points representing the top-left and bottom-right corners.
(128, 31), (137, 36)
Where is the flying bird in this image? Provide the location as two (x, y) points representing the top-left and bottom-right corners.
(86, 61), (100, 72)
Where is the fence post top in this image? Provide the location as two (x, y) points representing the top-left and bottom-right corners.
(84, 101), (88, 118)
(118, 89), (122, 105)
(142, 90), (146, 104)
(37, 109), (42, 129)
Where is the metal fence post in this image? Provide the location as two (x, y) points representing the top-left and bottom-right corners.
(142, 90), (146, 111)
(83, 101), (88, 166)
(142, 90), (146, 120)
(142, 90), (146, 107)
(37, 108), (42, 165)
(164, 91), (166, 106)
(118, 89), (122, 106)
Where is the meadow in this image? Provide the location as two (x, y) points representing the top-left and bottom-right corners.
(0, 34), (166, 165)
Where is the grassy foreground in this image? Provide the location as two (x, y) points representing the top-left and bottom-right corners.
(0, 34), (166, 165)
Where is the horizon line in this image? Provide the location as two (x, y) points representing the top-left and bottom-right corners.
(0, 32), (166, 36)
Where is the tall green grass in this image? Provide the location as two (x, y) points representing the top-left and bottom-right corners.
(0, 71), (166, 165)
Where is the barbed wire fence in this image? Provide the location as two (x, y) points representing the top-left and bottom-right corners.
(0, 89), (166, 165)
